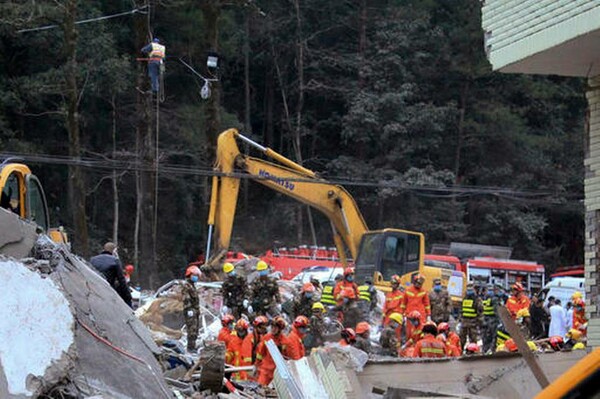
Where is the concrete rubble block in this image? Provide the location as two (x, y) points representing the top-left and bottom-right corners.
(0, 236), (172, 399)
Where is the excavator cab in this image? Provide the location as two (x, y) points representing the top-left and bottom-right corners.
(354, 229), (425, 292)
(0, 161), (68, 244)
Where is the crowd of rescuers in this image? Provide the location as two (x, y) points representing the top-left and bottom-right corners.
(182, 261), (589, 386)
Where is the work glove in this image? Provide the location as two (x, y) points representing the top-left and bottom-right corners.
(426, 315), (432, 323)
(243, 299), (249, 309)
(247, 305), (254, 314)
(186, 310), (194, 317)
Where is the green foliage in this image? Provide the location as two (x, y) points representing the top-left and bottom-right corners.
(0, 0), (585, 284)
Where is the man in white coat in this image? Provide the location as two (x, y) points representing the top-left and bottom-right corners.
(548, 299), (566, 337)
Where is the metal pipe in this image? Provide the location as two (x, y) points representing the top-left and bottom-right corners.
(236, 132), (317, 178)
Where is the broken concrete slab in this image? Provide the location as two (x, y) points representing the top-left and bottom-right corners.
(0, 236), (172, 398)
(355, 351), (585, 399)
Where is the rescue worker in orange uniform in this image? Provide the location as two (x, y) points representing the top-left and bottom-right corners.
(506, 282), (530, 319)
(255, 316), (290, 386)
(413, 322), (446, 358)
(436, 322), (461, 357)
(218, 314), (235, 346)
(337, 286), (362, 328)
(241, 315), (268, 372)
(402, 274), (431, 325)
(383, 275), (405, 325)
(339, 328), (356, 346)
(226, 319), (250, 380)
(334, 267), (360, 304)
(400, 310), (424, 356)
(572, 297), (588, 334)
(287, 316), (309, 360)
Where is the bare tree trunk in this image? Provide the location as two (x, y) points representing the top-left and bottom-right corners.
(111, 94), (119, 244)
(63, 0), (89, 257)
(243, 12), (252, 210)
(454, 81), (470, 184)
(201, 1), (221, 148)
(293, 0), (304, 164)
(358, 0), (367, 88)
(134, 0), (156, 288)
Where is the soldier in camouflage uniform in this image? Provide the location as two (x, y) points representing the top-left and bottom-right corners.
(183, 266), (201, 352)
(481, 285), (500, 353)
(459, 283), (483, 351)
(221, 262), (248, 318)
(429, 278), (452, 324)
(379, 312), (402, 357)
(304, 302), (326, 351)
(250, 261), (281, 316)
(293, 282), (316, 318)
(353, 322), (373, 354)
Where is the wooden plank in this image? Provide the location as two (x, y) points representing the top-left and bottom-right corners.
(498, 306), (550, 389)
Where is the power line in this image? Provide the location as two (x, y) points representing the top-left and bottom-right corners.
(17, 6), (148, 34)
(0, 151), (583, 204)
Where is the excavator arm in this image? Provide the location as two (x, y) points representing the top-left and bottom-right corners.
(205, 128), (368, 267)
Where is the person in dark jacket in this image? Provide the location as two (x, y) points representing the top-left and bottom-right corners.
(529, 295), (548, 339)
(90, 242), (132, 307)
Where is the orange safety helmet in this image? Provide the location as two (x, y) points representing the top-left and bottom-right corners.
(221, 314), (235, 325)
(512, 282), (524, 292)
(437, 322), (449, 333)
(185, 265), (201, 277)
(413, 273), (425, 283)
(302, 282), (316, 293)
(125, 264), (134, 274)
(253, 315), (269, 327)
(505, 339), (518, 352)
(422, 321), (438, 335)
(466, 343), (480, 354)
(293, 315), (309, 328)
(272, 315), (287, 329)
(408, 310), (422, 320)
(344, 267), (355, 276)
(341, 328), (356, 341)
(390, 275), (402, 285)
(235, 319), (249, 330)
(355, 321), (371, 335)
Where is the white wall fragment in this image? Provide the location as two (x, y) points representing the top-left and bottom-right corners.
(0, 260), (74, 397)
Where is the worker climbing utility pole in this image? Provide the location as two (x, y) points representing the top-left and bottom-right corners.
(140, 38), (166, 96)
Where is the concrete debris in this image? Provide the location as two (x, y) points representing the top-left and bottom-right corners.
(0, 236), (171, 399)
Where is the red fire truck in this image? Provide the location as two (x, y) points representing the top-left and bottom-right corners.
(425, 242), (545, 292)
(261, 245), (344, 280)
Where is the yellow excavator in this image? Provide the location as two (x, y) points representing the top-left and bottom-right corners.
(204, 128), (465, 299)
(0, 160), (68, 256)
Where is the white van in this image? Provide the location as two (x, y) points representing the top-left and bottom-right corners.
(540, 277), (585, 307)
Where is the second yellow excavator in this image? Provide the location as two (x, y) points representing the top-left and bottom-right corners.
(205, 128), (465, 300)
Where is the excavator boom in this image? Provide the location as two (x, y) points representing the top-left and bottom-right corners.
(206, 128), (368, 266)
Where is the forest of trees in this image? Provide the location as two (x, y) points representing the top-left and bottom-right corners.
(0, 0), (586, 287)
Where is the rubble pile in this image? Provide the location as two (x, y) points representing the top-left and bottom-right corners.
(0, 237), (171, 399)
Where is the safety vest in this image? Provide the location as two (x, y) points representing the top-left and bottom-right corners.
(150, 43), (166, 60)
(462, 298), (477, 318)
(358, 285), (371, 302)
(483, 298), (495, 317)
(321, 285), (336, 305)
(497, 329), (510, 346)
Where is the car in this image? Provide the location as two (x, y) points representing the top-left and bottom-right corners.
(290, 266), (344, 285)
